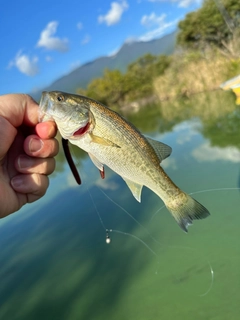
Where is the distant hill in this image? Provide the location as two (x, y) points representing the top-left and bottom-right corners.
(33, 31), (177, 100)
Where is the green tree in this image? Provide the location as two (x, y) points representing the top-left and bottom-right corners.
(125, 54), (171, 100)
(177, 0), (240, 57)
(79, 69), (128, 107)
(77, 53), (171, 108)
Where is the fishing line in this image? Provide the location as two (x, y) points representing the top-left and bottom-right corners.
(88, 185), (160, 261)
(147, 186), (240, 296)
(97, 186), (153, 235)
(88, 187), (114, 244)
(150, 204), (166, 222)
(163, 244), (215, 297)
(96, 186), (167, 248)
(189, 187), (240, 196)
(199, 261), (214, 297)
(109, 229), (159, 261)
(70, 146), (216, 293)
(88, 187), (107, 231)
(91, 185), (214, 294)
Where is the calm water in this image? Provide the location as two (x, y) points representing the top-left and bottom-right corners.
(0, 91), (240, 319)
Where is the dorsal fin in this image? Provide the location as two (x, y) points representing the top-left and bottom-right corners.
(145, 137), (172, 162)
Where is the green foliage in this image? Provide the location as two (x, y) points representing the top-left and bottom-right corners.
(81, 69), (127, 106)
(77, 54), (171, 108)
(201, 106), (240, 149)
(177, 0), (240, 55)
(223, 58), (240, 79)
(125, 54), (171, 101)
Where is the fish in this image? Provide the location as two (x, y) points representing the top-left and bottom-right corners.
(39, 91), (210, 232)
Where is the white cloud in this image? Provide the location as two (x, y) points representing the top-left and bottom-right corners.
(173, 119), (201, 144)
(139, 13), (178, 41)
(141, 13), (166, 28)
(95, 178), (119, 191)
(77, 22), (83, 30)
(98, 1), (128, 26)
(8, 51), (39, 76)
(161, 157), (177, 170)
(177, 0), (202, 7)
(176, 128), (198, 144)
(148, 0), (202, 8)
(192, 142), (240, 163)
(81, 34), (91, 45)
(37, 21), (68, 52)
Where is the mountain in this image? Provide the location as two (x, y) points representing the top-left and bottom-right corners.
(32, 31), (177, 100)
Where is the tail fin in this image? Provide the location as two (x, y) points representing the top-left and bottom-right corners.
(166, 193), (210, 232)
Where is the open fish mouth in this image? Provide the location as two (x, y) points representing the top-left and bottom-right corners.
(72, 122), (91, 137)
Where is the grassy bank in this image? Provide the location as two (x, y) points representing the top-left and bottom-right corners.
(154, 50), (240, 101)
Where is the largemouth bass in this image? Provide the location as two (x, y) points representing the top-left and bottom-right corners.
(39, 91), (210, 232)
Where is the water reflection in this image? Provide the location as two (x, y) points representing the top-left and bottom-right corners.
(0, 91), (240, 320)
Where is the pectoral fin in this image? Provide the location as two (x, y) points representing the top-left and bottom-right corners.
(88, 153), (105, 179)
(145, 136), (172, 162)
(122, 177), (143, 202)
(89, 133), (120, 148)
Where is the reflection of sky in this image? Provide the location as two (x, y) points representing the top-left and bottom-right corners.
(174, 121), (200, 145)
(151, 118), (240, 168)
(192, 142), (240, 163)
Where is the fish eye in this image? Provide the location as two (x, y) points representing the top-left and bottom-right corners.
(57, 95), (64, 102)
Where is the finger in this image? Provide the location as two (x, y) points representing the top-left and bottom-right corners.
(0, 116), (17, 159)
(11, 173), (49, 201)
(35, 121), (58, 139)
(15, 155), (56, 175)
(0, 94), (39, 127)
(24, 135), (59, 158)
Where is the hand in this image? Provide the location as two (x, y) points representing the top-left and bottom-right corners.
(0, 93), (59, 217)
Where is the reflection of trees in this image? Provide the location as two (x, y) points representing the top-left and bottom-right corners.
(124, 103), (174, 134)
(157, 90), (240, 148)
(201, 108), (240, 149)
(125, 90), (240, 150)
(159, 90), (236, 123)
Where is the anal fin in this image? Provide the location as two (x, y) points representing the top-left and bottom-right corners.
(122, 177), (143, 202)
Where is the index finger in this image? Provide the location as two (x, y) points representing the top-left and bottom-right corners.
(0, 93), (39, 127)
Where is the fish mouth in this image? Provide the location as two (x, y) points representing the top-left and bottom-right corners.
(73, 122), (90, 137)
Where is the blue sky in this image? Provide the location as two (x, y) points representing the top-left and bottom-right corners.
(1, 0), (202, 96)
